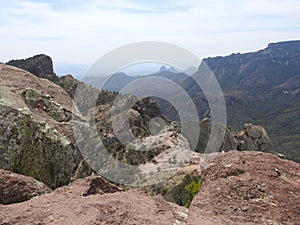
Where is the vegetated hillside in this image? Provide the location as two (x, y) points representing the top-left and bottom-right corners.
(178, 40), (300, 162)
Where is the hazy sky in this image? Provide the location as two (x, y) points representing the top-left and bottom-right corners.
(1, 0), (300, 77)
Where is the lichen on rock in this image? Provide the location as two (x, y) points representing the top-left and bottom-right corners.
(0, 105), (79, 188)
(0, 64), (82, 189)
(23, 88), (72, 122)
(0, 169), (51, 205)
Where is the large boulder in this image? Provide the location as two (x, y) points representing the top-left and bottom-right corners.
(0, 64), (82, 188)
(188, 150), (300, 225)
(0, 175), (188, 225)
(0, 169), (51, 205)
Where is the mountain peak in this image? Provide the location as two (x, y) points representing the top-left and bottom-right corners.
(159, 65), (167, 72)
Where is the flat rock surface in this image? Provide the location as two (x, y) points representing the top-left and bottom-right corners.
(188, 150), (300, 225)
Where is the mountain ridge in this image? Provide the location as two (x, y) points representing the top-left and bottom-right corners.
(4, 40), (300, 162)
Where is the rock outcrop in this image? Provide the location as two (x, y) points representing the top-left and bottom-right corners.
(235, 123), (269, 151)
(220, 123), (269, 152)
(188, 150), (300, 225)
(194, 119), (269, 153)
(0, 175), (188, 225)
(0, 169), (51, 205)
(6, 54), (57, 82)
(0, 64), (82, 188)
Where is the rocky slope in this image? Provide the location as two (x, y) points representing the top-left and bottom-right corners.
(189, 118), (270, 153)
(0, 64), (82, 188)
(188, 150), (300, 225)
(1, 51), (299, 224)
(1, 57), (197, 188)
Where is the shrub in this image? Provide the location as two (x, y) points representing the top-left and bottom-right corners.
(184, 179), (202, 208)
(162, 174), (202, 208)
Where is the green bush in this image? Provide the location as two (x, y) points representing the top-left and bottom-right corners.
(184, 179), (202, 208)
(162, 174), (202, 208)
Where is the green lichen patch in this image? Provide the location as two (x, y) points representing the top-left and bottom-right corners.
(22, 88), (72, 122)
(0, 105), (81, 188)
(0, 96), (12, 107)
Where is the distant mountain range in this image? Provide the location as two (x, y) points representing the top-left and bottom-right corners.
(83, 40), (300, 162)
(83, 67), (189, 92)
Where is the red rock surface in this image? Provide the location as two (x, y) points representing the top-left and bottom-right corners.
(188, 150), (300, 225)
(0, 175), (187, 225)
(1, 151), (299, 225)
(0, 169), (51, 205)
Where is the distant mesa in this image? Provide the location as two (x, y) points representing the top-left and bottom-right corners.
(6, 54), (58, 82)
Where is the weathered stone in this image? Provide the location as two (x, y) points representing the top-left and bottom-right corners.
(0, 169), (51, 205)
(193, 119), (269, 152)
(188, 150), (300, 225)
(23, 88), (72, 122)
(236, 123), (269, 151)
(0, 64), (82, 188)
(0, 176), (187, 225)
(81, 176), (123, 196)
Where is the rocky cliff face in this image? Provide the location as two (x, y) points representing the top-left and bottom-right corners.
(0, 64), (82, 188)
(1, 57), (197, 188)
(0, 50), (299, 224)
(6, 54), (57, 82)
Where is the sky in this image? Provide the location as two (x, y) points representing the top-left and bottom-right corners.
(1, 0), (300, 78)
